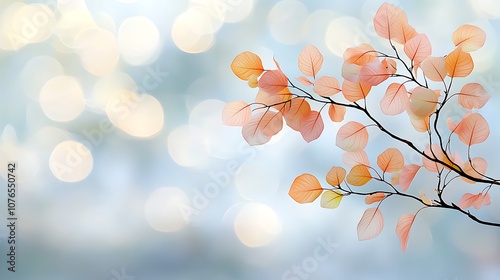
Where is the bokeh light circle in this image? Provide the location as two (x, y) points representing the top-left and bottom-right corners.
(234, 203), (282, 247)
(118, 16), (160, 65)
(49, 140), (93, 182)
(144, 187), (190, 232)
(39, 75), (86, 122)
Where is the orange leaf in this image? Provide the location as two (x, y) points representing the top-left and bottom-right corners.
(458, 83), (490, 110)
(396, 214), (416, 252)
(462, 157), (487, 183)
(343, 43), (378, 66)
(342, 80), (372, 102)
(242, 111), (283, 146)
(298, 45), (323, 78)
(373, 3), (408, 43)
(407, 86), (438, 118)
(255, 88), (292, 107)
(231, 51), (264, 80)
(326, 166), (346, 186)
(450, 113), (489, 146)
(283, 98), (311, 131)
(313, 76), (341, 96)
(458, 193), (491, 210)
(408, 114), (430, 132)
(380, 83), (408, 115)
(452, 24), (486, 52)
(404, 34), (432, 64)
(365, 193), (386, 205)
(248, 74), (259, 88)
(328, 103), (346, 123)
(288, 173), (323, 203)
(377, 148), (404, 173)
(347, 165), (372, 186)
(336, 121), (369, 152)
(296, 76), (313, 86)
(445, 47), (474, 78)
(399, 164), (421, 192)
(299, 110), (324, 143)
(222, 101), (251, 126)
(398, 22), (418, 44)
(341, 62), (362, 82)
(421, 56), (447, 82)
(258, 69), (288, 94)
(342, 151), (370, 168)
(357, 208), (384, 241)
(359, 61), (391, 86)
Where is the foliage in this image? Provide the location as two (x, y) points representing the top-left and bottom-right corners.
(223, 2), (498, 252)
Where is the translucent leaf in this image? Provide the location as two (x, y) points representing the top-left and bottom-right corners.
(342, 62), (362, 82)
(342, 151), (370, 168)
(328, 103), (346, 122)
(343, 43), (378, 66)
(421, 56), (447, 82)
(458, 83), (490, 110)
(222, 101), (251, 126)
(408, 114), (430, 132)
(422, 144), (444, 172)
(380, 83), (408, 115)
(458, 193), (491, 210)
(347, 165), (372, 186)
(450, 113), (489, 146)
(298, 45), (323, 78)
(419, 190), (432, 205)
(396, 214), (416, 252)
(242, 111), (283, 146)
(359, 60), (391, 86)
(373, 3), (408, 43)
(283, 98), (311, 131)
(320, 190), (343, 209)
(404, 34), (432, 64)
(231, 51), (264, 80)
(296, 76), (313, 86)
(288, 173), (323, 204)
(258, 69), (288, 94)
(452, 24), (486, 52)
(255, 88), (292, 107)
(357, 208), (384, 241)
(313, 76), (341, 96)
(445, 47), (474, 78)
(462, 157), (487, 183)
(365, 193), (386, 205)
(407, 87), (438, 118)
(336, 121), (369, 152)
(248, 74), (259, 88)
(377, 148), (404, 173)
(399, 164), (421, 192)
(342, 80), (372, 102)
(299, 110), (324, 143)
(326, 166), (346, 186)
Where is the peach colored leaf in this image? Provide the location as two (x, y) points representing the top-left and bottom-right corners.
(452, 24), (486, 52)
(383, 58), (397, 75)
(458, 83), (490, 110)
(258, 69), (288, 94)
(373, 3), (407, 43)
(313, 76), (341, 96)
(458, 193), (491, 210)
(288, 173), (323, 204)
(391, 170), (401, 186)
(242, 111), (283, 146)
(283, 98), (311, 131)
(299, 110), (324, 143)
(380, 83), (408, 115)
(298, 44), (323, 78)
(359, 61), (391, 86)
(472, 193), (491, 209)
(248, 74), (259, 88)
(273, 55), (282, 71)
(231, 51), (264, 80)
(422, 144), (445, 172)
(409, 114), (430, 132)
(445, 47), (474, 78)
(404, 34), (432, 64)
(347, 165), (372, 186)
(396, 214), (416, 252)
(326, 166), (346, 186)
(342, 62), (362, 82)
(421, 56), (447, 82)
(320, 190), (343, 209)
(296, 76), (313, 86)
(462, 157), (487, 183)
(407, 86), (438, 118)
(399, 164), (421, 192)
(365, 193), (386, 205)
(398, 22), (418, 44)
(222, 101), (251, 126)
(377, 148), (404, 173)
(336, 121), (369, 152)
(357, 208), (384, 241)
(343, 43), (378, 66)
(451, 113), (489, 146)
(328, 104), (346, 123)
(419, 190), (432, 205)
(343, 151), (370, 168)
(342, 80), (372, 102)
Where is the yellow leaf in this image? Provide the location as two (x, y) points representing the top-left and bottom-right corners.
(231, 51), (264, 80)
(320, 190), (343, 209)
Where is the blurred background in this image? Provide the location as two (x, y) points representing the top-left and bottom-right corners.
(0, 0), (500, 279)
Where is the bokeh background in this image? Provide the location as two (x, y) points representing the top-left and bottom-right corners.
(0, 0), (500, 279)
